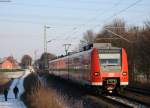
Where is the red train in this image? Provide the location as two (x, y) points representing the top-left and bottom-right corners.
(49, 43), (128, 93)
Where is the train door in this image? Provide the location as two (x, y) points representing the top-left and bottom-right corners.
(82, 52), (91, 84)
(80, 55), (84, 80)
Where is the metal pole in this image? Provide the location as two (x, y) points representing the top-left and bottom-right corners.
(44, 25), (46, 53)
(44, 25), (46, 70)
(43, 25), (50, 70)
(63, 44), (71, 55)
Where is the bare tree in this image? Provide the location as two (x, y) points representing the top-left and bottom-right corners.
(38, 52), (56, 70)
(95, 19), (127, 47)
(82, 30), (95, 43)
(79, 30), (95, 50)
(144, 20), (150, 30)
(105, 19), (126, 35)
(21, 55), (32, 69)
(137, 20), (150, 82)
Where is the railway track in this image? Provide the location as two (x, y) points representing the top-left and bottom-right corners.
(126, 87), (150, 96)
(83, 95), (133, 108)
(76, 85), (150, 108)
(105, 95), (149, 108)
(98, 95), (133, 108)
(92, 86), (150, 108)
(120, 87), (150, 107)
(90, 91), (148, 108)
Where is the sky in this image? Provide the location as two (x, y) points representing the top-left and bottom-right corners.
(0, 0), (150, 61)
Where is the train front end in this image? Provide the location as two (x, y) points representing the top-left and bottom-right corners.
(91, 47), (128, 93)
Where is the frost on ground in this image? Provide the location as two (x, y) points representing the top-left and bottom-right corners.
(0, 70), (30, 108)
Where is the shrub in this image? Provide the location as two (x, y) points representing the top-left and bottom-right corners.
(0, 69), (24, 72)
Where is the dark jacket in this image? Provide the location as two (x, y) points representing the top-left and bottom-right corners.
(4, 89), (8, 96)
(13, 86), (19, 94)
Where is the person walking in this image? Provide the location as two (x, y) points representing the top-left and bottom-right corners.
(4, 88), (8, 101)
(13, 86), (19, 99)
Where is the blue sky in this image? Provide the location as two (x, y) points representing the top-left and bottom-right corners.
(0, 0), (150, 61)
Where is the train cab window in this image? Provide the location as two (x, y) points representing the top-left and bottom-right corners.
(100, 59), (120, 66)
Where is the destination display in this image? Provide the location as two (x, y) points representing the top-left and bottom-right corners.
(98, 49), (121, 53)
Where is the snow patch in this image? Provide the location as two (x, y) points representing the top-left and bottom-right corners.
(0, 70), (31, 108)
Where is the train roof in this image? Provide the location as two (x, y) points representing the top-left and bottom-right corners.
(49, 45), (122, 63)
(49, 48), (93, 63)
(93, 43), (121, 49)
(98, 47), (121, 50)
(80, 43), (121, 51)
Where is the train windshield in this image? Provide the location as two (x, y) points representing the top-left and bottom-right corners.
(100, 58), (120, 66)
(99, 49), (121, 72)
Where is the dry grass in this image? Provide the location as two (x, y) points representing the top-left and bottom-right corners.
(22, 73), (67, 108)
(0, 73), (11, 93)
(26, 86), (66, 108)
(0, 73), (9, 85)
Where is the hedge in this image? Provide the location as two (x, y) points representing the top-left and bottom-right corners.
(0, 69), (24, 72)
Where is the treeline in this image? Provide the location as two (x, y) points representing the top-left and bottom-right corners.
(0, 69), (24, 72)
(81, 19), (150, 84)
(34, 52), (56, 70)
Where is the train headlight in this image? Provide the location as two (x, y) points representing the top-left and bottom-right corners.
(94, 72), (100, 76)
(122, 72), (127, 76)
(109, 90), (112, 93)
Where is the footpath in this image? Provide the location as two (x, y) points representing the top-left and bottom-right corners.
(0, 70), (30, 108)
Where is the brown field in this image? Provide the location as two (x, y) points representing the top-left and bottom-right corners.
(0, 73), (12, 93)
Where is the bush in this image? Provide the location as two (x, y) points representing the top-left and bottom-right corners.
(23, 73), (40, 94)
(0, 69), (24, 72)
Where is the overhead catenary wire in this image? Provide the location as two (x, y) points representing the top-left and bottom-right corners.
(63, 0), (123, 41)
(93, 0), (143, 29)
(0, 0), (144, 45)
(66, 0), (143, 45)
(0, 0), (141, 30)
(66, 0), (142, 49)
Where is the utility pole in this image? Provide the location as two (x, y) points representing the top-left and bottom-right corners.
(63, 44), (71, 55)
(34, 50), (38, 69)
(34, 50), (38, 62)
(44, 25), (50, 53)
(44, 25), (50, 70)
